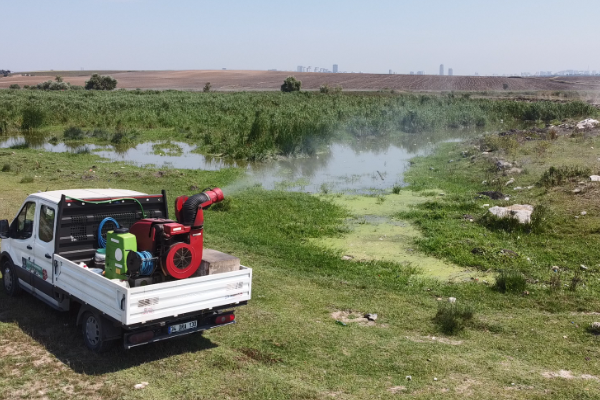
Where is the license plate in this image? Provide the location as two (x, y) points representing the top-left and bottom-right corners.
(168, 320), (197, 334)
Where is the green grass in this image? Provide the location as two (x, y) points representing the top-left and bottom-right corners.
(2, 128), (600, 398)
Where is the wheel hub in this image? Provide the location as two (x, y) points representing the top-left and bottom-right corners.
(3, 267), (12, 291)
(85, 316), (100, 346)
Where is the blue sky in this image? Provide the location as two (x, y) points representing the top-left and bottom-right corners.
(1, 0), (598, 75)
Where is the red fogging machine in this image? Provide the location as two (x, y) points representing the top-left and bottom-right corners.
(127, 188), (224, 281)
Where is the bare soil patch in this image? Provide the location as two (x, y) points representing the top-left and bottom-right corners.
(330, 310), (379, 327)
(3, 70), (600, 91)
(542, 370), (599, 380)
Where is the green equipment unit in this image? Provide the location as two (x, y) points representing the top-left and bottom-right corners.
(105, 229), (137, 280)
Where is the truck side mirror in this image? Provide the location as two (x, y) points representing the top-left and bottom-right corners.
(0, 220), (9, 239)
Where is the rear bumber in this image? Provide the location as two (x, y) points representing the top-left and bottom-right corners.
(124, 310), (238, 349)
(53, 255), (252, 326)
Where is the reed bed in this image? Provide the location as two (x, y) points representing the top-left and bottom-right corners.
(0, 90), (595, 160)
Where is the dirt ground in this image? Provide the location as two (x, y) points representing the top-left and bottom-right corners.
(2, 70), (600, 92)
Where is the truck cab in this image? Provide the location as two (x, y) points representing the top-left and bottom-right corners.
(1, 189), (146, 309)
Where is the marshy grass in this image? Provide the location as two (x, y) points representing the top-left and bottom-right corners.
(19, 175), (34, 183)
(538, 165), (593, 187)
(63, 126), (85, 141)
(494, 270), (527, 293)
(434, 301), (475, 335)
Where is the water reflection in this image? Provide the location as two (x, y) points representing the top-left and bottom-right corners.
(0, 128), (482, 193)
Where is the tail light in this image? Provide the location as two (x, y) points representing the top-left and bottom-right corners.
(215, 314), (235, 325)
(128, 330), (155, 344)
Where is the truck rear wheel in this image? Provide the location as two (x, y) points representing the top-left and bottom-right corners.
(2, 258), (22, 297)
(82, 311), (113, 353)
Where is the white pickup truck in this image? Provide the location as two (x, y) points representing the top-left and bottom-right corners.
(0, 189), (252, 352)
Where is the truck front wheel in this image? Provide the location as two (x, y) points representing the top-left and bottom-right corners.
(82, 311), (113, 353)
(2, 258), (22, 297)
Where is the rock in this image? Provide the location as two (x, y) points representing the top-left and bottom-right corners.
(406, 376), (412, 381)
(463, 214), (474, 221)
(505, 178), (515, 186)
(527, 186), (535, 189)
(448, 159), (454, 163)
(341, 255), (354, 261)
(482, 151), (489, 155)
(483, 204), (490, 207)
(496, 160), (513, 170)
(572, 188), (582, 194)
(434, 377), (438, 381)
(576, 119), (599, 130)
(365, 313), (378, 321)
(552, 266), (560, 272)
(591, 322), (600, 332)
(514, 186), (523, 191)
(581, 265), (588, 271)
(581, 211), (587, 216)
(488, 204), (534, 224)
(134, 382), (149, 390)
(590, 175), (600, 182)
(448, 297), (456, 303)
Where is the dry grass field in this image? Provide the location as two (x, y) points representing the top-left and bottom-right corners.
(2, 70), (600, 92)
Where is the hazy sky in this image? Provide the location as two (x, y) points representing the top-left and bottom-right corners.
(2, 0), (599, 75)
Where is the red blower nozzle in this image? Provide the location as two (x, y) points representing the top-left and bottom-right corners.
(175, 188), (225, 227)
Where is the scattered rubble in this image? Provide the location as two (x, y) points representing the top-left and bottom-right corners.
(134, 382), (149, 390)
(496, 160), (513, 170)
(576, 119), (599, 130)
(365, 313), (378, 321)
(505, 167), (523, 175)
(488, 204), (534, 224)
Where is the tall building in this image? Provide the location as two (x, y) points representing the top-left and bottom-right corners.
(333, 64), (338, 73)
(439, 64), (444, 76)
(448, 68), (453, 76)
(297, 66), (303, 72)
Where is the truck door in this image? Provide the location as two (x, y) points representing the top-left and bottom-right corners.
(9, 201), (37, 290)
(33, 202), (56, 293)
